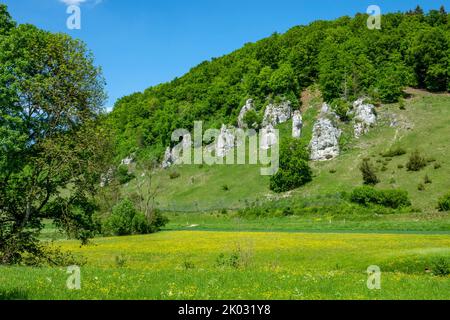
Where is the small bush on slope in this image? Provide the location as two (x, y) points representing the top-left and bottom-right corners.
(438, 193), (450, 211)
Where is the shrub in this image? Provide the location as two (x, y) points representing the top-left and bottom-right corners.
(360, 159), (379, 185)
(437, 193), (450, 211)
(434, 163), (442, 169)
(398, 98), (406, 110)
(424, 174), (432, 184)
(116, 165), (135, 185)
(106, 199), (168, 236)
(222, 184), (230, 191)
(406, 150), (427, 171)
(169, 171), (180, 179)
(131, 212), (152, 234)
(270, 139), (312, 193)
(107, 199), (137, 235)
(432, 258), (450, 276)
(417, 183), (425, 191)
(350, 186), (411, 209)
(382, 146), (407, 158)
(330, 98), (352, 121)
(242, 109), (262, 129)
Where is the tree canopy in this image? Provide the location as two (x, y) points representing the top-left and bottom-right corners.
(108, 7), (450, 160)
(0, 5), (110, 264)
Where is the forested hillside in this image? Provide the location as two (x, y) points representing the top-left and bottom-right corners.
(109, 7), (449, 160)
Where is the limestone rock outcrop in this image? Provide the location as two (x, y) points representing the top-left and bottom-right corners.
(100, 167), (114, 188)
(238, 99), (255, 129)
(350, 98), (377, 138)
(260, 124), (278, 150)
(121, 155), (134, 166)
(161, 147), (175, 169)
(216, 124), (235, 157)
(262, 101), (292, 127)
(309, 118), (342, 161)
(292, 110), (303, 138)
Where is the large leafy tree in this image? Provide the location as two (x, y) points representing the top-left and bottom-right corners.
(408, 28), (449, 91)
(0, 6), (110, 264)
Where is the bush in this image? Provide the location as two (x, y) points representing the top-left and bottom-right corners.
(382, 146), (407, 158)
(169, 171), (180, 179)
(360, 159), (379, 185)
(116, 165), (135, 185)
(105, 199), (168, 236)
(437, 193), (450, 211)
(131, 212), (152, 234)
(406, 150), (427, 171)
(242, 109), (262, 129)
(350, 186), (411, 209)
(107, 199), (137, 235)
(330, 98), (352, 121)
(270, 139), (312, 193)
(432, 258), (450, 276)
(418, 183), (425, 191)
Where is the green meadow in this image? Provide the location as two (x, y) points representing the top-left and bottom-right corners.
(1, 231), (449, 300)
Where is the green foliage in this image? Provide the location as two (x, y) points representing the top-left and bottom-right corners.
(382, 146), (407, 157)
(116, 165), (135, 185)
(330, 99), (352, 121)
(407, 28), (449, 91)
(437, 193), (450, 211)
(105, 198), (168, 236)
(169, 171), (181, 179)
(107, 199), (137, 236)
(406, 150), (428, 171)
(0, 7), (110, 264)
(360, 159), (380, 185)
(350, 186), (411, 209)
(432, 257), (450, 276)
(269, 139), (312, 193)
(108, 9), (450, 159)
(0, 4), (15, 34)
(242, 109), (262, 129)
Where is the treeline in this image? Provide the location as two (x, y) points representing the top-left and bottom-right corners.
(109, 6), (450, 159)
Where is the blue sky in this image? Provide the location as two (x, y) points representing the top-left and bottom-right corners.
(2, 0), (449, 109)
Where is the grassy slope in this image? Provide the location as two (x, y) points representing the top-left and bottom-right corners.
(2, 231), (449, 299)
(123, 90), (450, 213)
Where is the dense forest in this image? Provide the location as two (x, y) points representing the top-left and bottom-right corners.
(109, 6), (450, 161)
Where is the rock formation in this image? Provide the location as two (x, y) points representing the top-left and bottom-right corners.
(309, 118), (341, 161)
(121, 155), (134, 166)
(260, 124), (278, 150)
(350, 98), (377, 138)
(161, 147), (175, 169)
(216, 124), (235, 157)
(262, 101), (292, 127)
(100, 167), (114, 188)
(237, 99), (254, 129)
(292, 110), (303, 138)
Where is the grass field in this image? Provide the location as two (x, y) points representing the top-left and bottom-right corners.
(1, 231), (449, 300)
(2, 91), (449, 301)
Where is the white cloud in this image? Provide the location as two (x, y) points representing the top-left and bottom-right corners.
(60, 0), (86, 5)
(60, 0), (103, 6)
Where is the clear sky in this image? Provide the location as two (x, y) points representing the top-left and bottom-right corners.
(2, 0), (449, 109)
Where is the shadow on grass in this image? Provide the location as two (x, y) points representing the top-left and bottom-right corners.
(0, 289), (29, 300)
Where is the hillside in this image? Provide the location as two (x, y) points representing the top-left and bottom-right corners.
(116, 89), (450, 215)
(108, 7), (450, 162)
